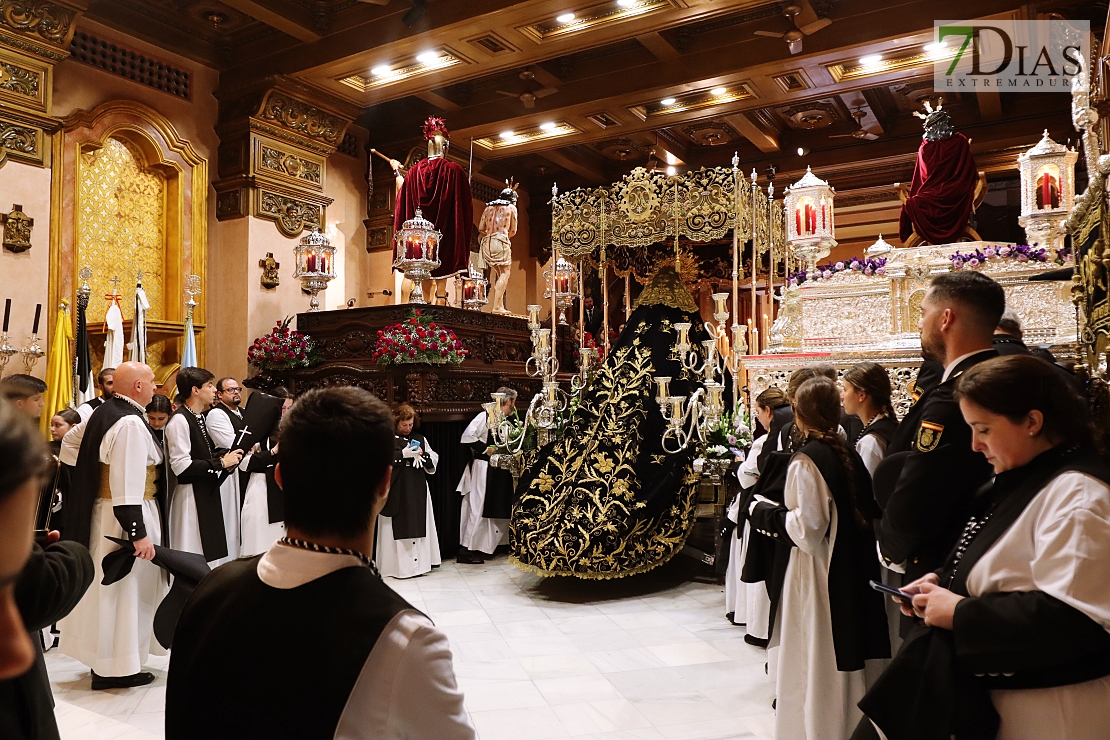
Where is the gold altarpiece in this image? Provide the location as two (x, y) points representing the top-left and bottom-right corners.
(49, 100), (208, 377)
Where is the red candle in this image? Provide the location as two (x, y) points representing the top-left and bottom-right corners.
(795, 207), (802, 235)
(821, 203), (826, 230)
(464, 283), (475, 300)
(1041, 176), (1052, 209)
(320, 254), (327, 274)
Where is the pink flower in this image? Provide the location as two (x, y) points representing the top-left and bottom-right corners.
(968, 258), (980, 267)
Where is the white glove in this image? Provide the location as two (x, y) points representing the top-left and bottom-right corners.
(401, 445), (420, 460)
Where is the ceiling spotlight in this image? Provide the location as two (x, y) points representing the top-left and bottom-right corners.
(557, 12), (576, 23)
(617, 0), (637, 6)
(859, 54), (883, 68)
(797, 146), (810, 156)
(540, 121), (557, 130)
(371, 64), (391, 77)
(666, 166), (676, 176)
(416, 51), (438, 65)
(710, 86), (727, 96)
(661, 97), (676, 106)
(500, 131), (515, 140)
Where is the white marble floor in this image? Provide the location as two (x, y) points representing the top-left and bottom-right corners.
(46, 553), (775, 740)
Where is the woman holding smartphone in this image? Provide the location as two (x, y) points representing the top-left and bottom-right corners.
(860, 355), (1110, 739)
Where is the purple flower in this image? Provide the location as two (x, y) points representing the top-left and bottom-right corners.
(876, 266), (886, 276)
(1017, 253), (1029, 262)
(864, 265), (873, 275)
(953, 258), (965, 270)
(984, 247), (997, 258)
(834, 261), (845, 271)
(850, 260), (860, 270)
(823, 269), (832, 279)
(968, 258), (980, 267)
(999, 246), (1012, 257)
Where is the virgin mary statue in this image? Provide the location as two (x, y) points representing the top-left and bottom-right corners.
(510, 265), (711, 579)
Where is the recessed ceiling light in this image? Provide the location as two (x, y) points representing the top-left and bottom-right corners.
(797, 147), (810, 156)
(661, 97), (676, 106)
(666, 166), (676, 175)
(859, 54), (883, 67)
(617, 0), (637, 6)
(540, 122), (557, 130)
(416, 51), (438, 64)
(500, 131), (515, 140)
(371, 64), (391, 77)
(710, 86), (727, 96)
(557, 12), (576, 23)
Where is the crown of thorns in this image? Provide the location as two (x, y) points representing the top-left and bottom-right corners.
(423, 116), (449, 141)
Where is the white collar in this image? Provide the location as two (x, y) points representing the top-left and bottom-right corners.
(257, 541), (365, 589)
(941, 349), (992, 383)
(114, 393), (148, 417)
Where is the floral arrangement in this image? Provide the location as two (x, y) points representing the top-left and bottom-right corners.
(373, 309), (468, 365)
(575, 331), (607, 373)
(704, 409), (754, 460)
(489, 414), (538, 456)
(247, 316), (322, 372)
(950, 244), (1072, 270)
(789, 256), (887, 285)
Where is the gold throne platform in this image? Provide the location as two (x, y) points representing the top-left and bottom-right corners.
(744, 242), (1076, 415)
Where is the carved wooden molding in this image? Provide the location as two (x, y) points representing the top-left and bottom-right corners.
(0, 0), (83, 62)
(254, 187), (327, 238)
(0, 114), (43, 166)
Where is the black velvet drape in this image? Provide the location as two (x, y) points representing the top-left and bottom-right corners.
(420, 419), (469, 555)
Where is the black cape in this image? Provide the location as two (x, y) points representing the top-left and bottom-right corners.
(511, 266), (705, 578)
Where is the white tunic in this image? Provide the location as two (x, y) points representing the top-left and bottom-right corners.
(855, 433), (886, 479)
(966, 470), (1110, 739)
(770, 454), (871, 740)
(376, 441), (442, 579)
(203, 406), (243, 560)
(457, 412), (509, 554)
(258, 543), (476, 739)
(58, 400), (169, 677)
(238, 442), (285, 557)
(726, 434), (771, 641)
(166, 413), (239, 566)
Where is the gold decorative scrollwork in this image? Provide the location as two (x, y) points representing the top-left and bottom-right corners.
(258, 91), (346, 149)
(0, 118), (38, 157)
(0, 0), (73, 44)
(259, 144), (321, 185)
(0, 60), (37, 97)
(551, 164), (767, 266)
(258, 190), (321, 237)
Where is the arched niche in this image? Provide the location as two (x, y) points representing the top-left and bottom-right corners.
(50, 101), (208, 370)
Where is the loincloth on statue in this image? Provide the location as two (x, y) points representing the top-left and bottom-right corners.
(478, 233), (513, 269)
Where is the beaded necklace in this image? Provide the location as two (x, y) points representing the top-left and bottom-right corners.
(184, 404), (215, 453)
(279, 537), (379, 575)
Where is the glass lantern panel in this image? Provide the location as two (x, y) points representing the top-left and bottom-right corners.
(795, 196), (817, 236)
(1035, 163), (1061, 210)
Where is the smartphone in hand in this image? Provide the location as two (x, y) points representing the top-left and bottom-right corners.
(869, 579), (915, 607)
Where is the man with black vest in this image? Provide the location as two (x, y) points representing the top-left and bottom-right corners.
(57, 361), (169, 690)
(206, 376), (247, 517)
(874, 271), (1002, 588)
(166, 367), (243, 566)
(76, 368), (114, 422)
(167, 386), (475, 739)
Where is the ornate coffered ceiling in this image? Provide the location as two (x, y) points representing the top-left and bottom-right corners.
(79, 0), (1103, 196)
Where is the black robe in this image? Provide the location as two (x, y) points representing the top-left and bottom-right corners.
(172, 407), (230, 562)
(859, 445), (1110, 739)
(382, 433), (434, 540)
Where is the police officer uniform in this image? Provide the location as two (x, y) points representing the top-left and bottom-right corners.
(874, 349), (997, 586)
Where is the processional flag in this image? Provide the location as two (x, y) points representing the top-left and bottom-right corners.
(129, 274), (149, 364)
(74, 269), (95, 406)
(181, 314), (197, 369)
(40, 300), (73, 439)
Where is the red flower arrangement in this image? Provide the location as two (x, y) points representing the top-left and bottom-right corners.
(247, 316), (322, 372)
(373, 309), (468, 366)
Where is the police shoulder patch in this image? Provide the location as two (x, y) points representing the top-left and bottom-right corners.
(915, 420), (944, 452)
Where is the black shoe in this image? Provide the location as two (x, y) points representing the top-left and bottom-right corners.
(91, 671), (155, 690)
(456, 548), (485, 564)
(744, 634), (769, 648)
